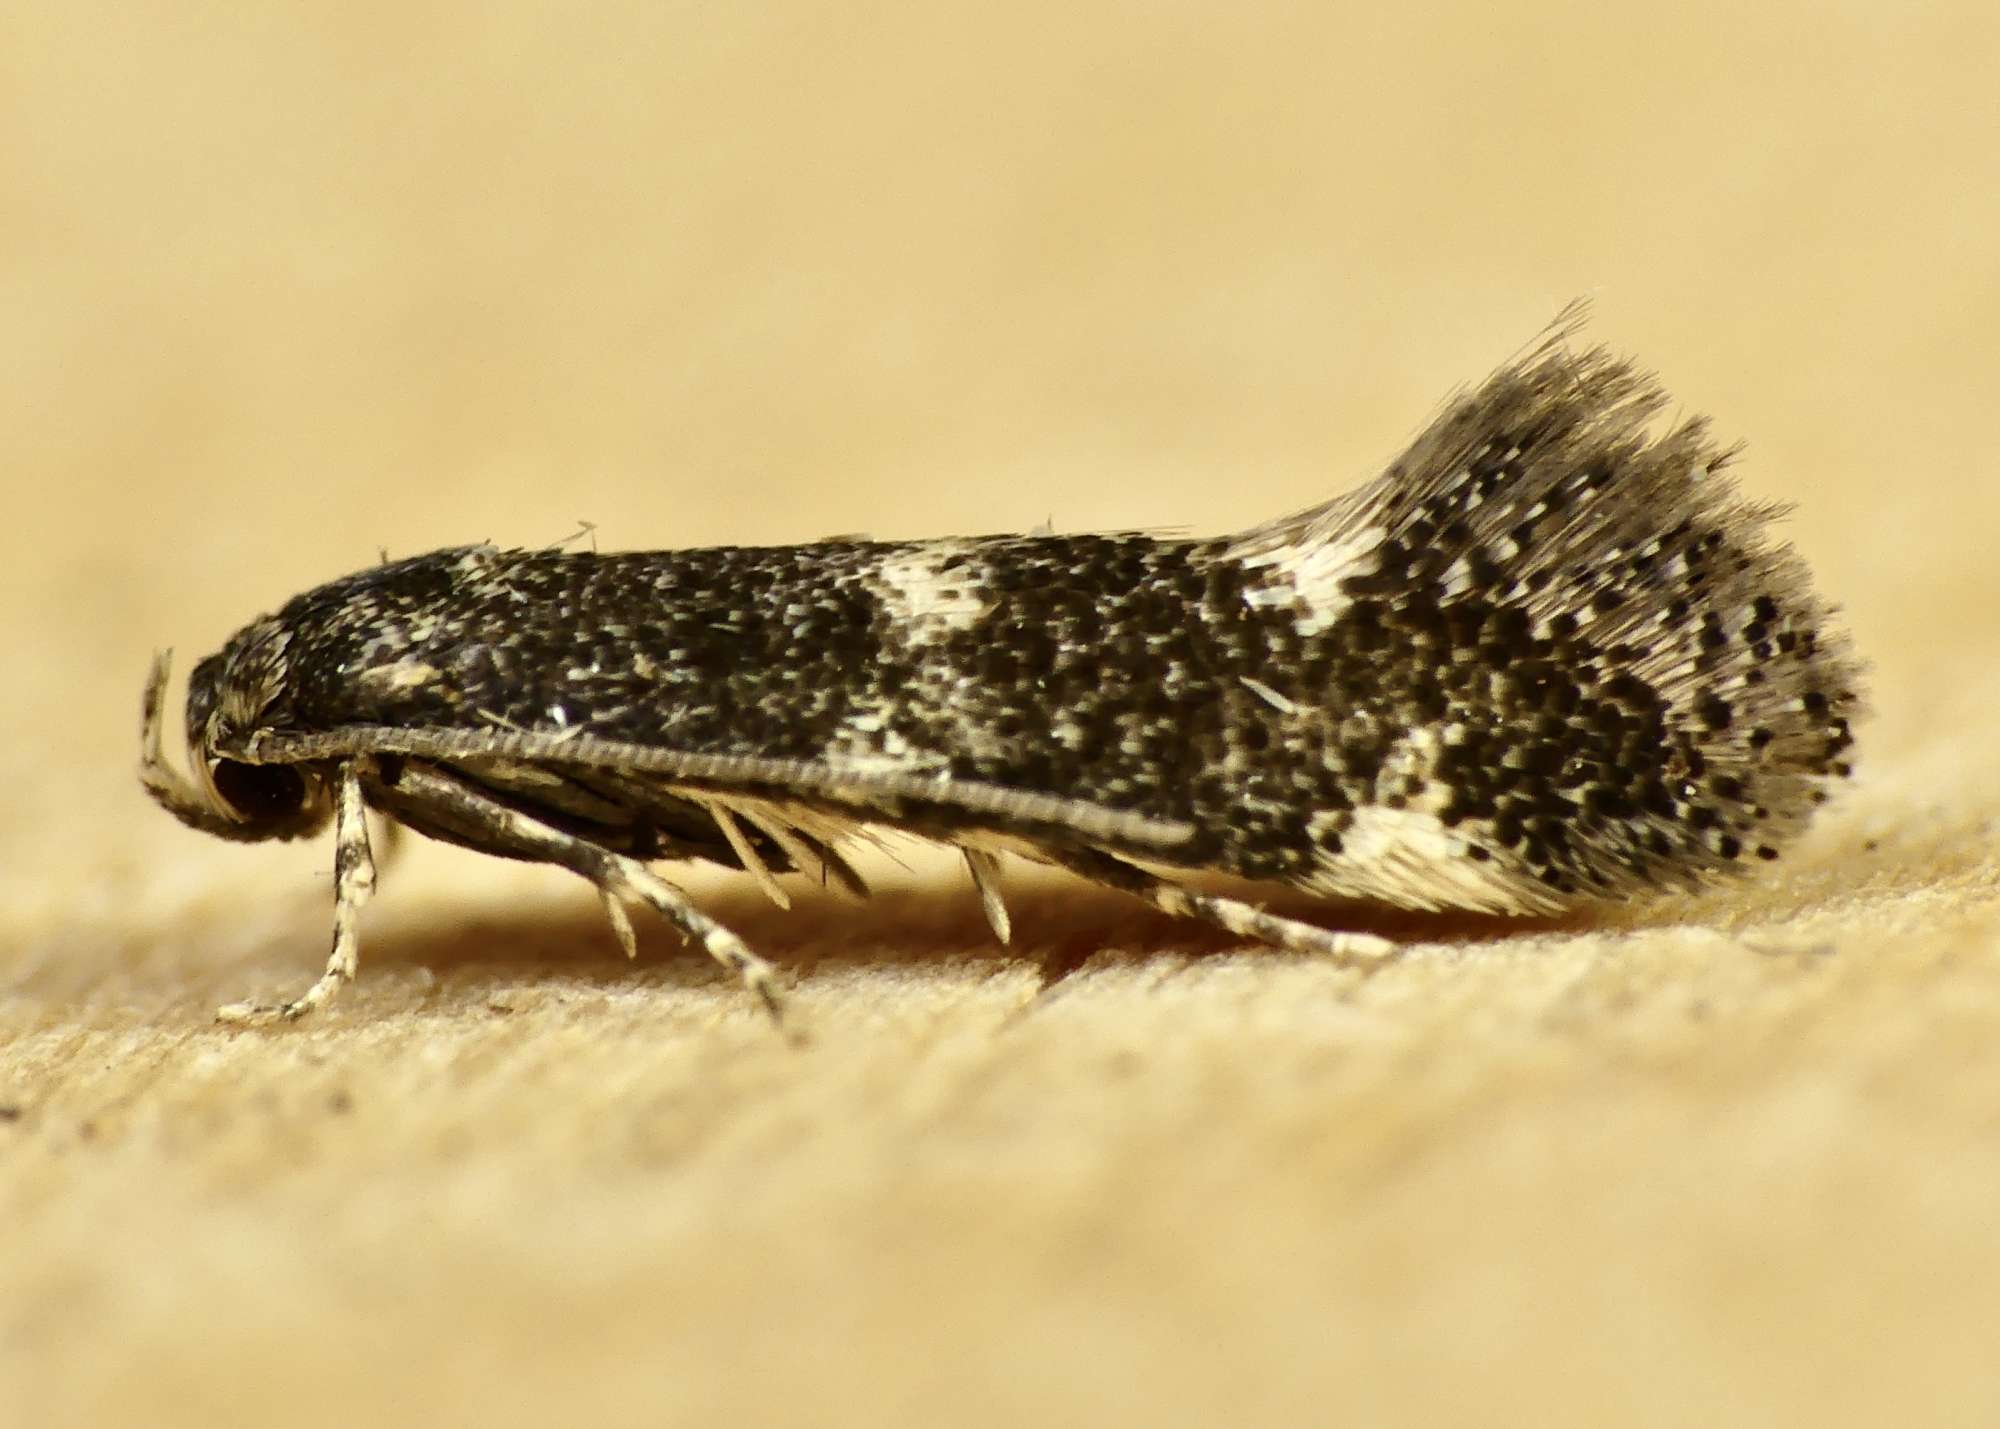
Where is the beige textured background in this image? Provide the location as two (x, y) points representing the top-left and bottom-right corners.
(6, 3), (2000, 1425)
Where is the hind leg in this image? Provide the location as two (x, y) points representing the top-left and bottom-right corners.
(1047, 847), (1396, 962)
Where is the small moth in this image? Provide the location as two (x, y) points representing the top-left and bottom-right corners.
(142, 327), (1862, 1024)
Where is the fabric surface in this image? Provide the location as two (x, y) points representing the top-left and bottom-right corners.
(6, 4), (1998, 1425)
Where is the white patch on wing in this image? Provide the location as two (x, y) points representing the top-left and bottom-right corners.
(356, 659), (441, 693)
(827, 542), (1002, 767)
(815, 725), (944, 776)
(1236, 523), (1384, 635)
(870, 543), (988, 639)
(1305, 805), (1555, 914)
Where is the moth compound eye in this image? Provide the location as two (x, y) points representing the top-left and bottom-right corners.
(210, 760), (309, 824)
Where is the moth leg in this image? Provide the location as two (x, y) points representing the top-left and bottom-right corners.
(1048, 847), (1396, 962)
(600, 888), (639, 960)
(388, 764), (786, 1025)
(217, 763), (376, 1024)
(962, 848), (1012, 944)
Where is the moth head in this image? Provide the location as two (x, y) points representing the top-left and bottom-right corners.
(142, 620), (330, 842)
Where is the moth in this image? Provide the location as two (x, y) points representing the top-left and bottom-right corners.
(142, 328), (1862, 1024)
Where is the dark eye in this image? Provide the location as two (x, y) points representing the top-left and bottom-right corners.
(210, 760), (308, 823)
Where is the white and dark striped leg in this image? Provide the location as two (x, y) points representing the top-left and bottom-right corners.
(1049, 847), (1396, 962)
(388, 764), (787, 1024)
(217, 762), (376, 1024)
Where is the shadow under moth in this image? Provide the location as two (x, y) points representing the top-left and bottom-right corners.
(141, 324), (1863, 1025)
